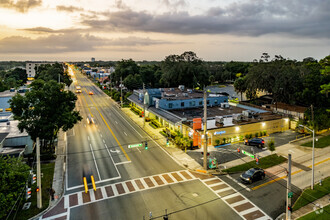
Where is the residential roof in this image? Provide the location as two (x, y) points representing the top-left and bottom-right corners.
(268, 102), (307, 113)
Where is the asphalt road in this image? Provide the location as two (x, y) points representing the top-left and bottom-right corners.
(63, 68), (246, 220)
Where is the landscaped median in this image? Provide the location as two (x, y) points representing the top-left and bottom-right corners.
(222, 154), (287, 173)
(302, 135), (330, 148)
(293, 176), (330, 212)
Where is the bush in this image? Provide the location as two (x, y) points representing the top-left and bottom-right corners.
(259, 131), (263, 137)
(245, 134), (249, 139)
(263, 131), (267, 136)
(255, 132), (259, 137)
(268, 139), (275, 153)
(215, 139), (220, 145)
(248, 133), (253, 139)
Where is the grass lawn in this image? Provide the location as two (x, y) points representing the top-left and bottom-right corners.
(293, 176), (330, 211)
(10, 163), (55, 220)
(222, 154), (287, 173)
(301, 135), (330, 148)
(298, 204), (330, 220)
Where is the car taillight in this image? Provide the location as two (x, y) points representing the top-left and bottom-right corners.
(262, 141), (265, 144)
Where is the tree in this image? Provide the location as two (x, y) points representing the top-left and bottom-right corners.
(0, 156), (30, 219)
(9, 80), (82, 151)
(35, 63), (72, 87)
(234, 77), (247, 101)
(111, 59), (139, 86)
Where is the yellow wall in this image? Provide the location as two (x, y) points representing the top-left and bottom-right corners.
(183, 118), (290, 146)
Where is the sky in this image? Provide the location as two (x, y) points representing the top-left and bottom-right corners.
(0, 0), (329, 62)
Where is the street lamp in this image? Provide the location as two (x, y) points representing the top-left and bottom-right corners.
(299, 124), (315, 190)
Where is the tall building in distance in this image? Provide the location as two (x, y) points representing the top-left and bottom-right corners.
(26, 62), (54, 80)
(91, 57), (95, 62)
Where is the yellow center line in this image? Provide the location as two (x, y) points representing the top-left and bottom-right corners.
(252, 157), (330, 190)
(84, 88), (131, 161)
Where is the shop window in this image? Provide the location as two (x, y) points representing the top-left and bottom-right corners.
(169, 103), (173, 108)
(181, 102), (184, 107)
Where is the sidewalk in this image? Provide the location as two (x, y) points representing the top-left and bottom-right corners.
(120, 107), (204, 171)
(292, 194), (330, 219)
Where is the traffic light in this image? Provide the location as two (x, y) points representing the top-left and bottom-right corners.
(166, 138), (169, 146)
(31, 174), (36, 184)
(26, 187), (31, 200)
(288, 205), (292, 212)
(36, 186), (40, 192)
(145, 141), (148, 150)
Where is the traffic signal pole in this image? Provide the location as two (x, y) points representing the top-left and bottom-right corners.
(36, 137), (42, 208)
(203, 90), (208, 170)
(143, 83), (146, 128)
(286, 154), (292, 220)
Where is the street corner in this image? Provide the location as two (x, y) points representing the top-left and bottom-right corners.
(41, 197), (68, 220)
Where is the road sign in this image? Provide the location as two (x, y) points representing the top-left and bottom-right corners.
(128, 143), (142, 148)
(288, 192), (293, 198)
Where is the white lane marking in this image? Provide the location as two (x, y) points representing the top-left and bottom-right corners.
(226, 175), (251, 192)
(103, 139), (105, 143)
(88, 136), (90, 141)
(89, 143), (101, 180)
(115, 121), (118, 124)
(115, 161), (131, 165)
(110, 149), (120, 153)
(137, 148), (141, 153)
(103, 144), (121, 178)
(100, 134), (102, 137)
(124, 131), (127, 136)
(112, 107), (143, 138)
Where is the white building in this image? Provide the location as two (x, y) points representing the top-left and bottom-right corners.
(26, 62), (55, 79)
(91, 57), (95, 62)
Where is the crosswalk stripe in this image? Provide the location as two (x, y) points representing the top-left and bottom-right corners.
(240, 206), (258, 216)
(64, 195), (69, 209)
(167, 173), (178, 183)
(122, 182), (129, 193)
(186, 171), (196, 179)
(176, 172), (187, 181)
(77, 192), (83, 205)
(221, 192), (239, 200)
(214, 187), (231, 194)
(149, 176), (158, 186)
(230, 199), (248, 207)
(100, 187), (107, 199)
(140, 178), (149, 189)
(159, 175), (168, 184)
(131, 179), (140, 191)
(89, 189), (95, 201)
(112, 185), (119, 196)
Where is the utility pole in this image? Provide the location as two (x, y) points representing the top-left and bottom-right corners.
(58, 74), (60, 84)
(36, 137), (42, 208)
(286, 154), (292, 220)
(203, 89), (208, 170)
(120, 76), (123, 108)
(143, 83), (146, 128)
(311, 104), (315, 190)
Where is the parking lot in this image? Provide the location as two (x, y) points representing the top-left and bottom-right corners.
(187, 130), (299, 167)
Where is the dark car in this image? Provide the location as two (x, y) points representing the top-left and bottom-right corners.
(240, 168), (265, 184)
(244, 138), (265, 148)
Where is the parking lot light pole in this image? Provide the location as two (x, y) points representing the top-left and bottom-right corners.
(299, 125), (315, 190)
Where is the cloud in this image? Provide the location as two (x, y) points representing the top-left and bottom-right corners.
(0, 34), (171, 53)
(80, 0), (330, 38)
(56, 5), (83, 13)
(161, 0), (186, 11)
(0, 0), (42, 13)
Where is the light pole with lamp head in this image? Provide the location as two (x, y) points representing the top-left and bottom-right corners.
(299, 124), (315, 190)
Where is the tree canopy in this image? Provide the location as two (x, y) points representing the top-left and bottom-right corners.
(9, 79), (82, 144)
(0, 156), (30, 219)
(35, 63), (72, 87)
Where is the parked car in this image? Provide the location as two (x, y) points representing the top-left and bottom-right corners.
(240, 168), (265, 184)
(244, 138), (265, 147)
(89, 91), (94, 95)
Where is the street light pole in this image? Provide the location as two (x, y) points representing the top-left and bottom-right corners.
(299, 124), (315, 190)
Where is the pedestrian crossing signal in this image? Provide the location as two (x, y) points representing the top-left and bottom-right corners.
(36, 187), (40, 192)
(145, 141), (148, 150)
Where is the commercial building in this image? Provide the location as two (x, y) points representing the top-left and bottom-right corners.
(26, 62), (55, 80)
(128, 85), (289, 148)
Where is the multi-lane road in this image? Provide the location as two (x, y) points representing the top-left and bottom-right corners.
(41, 67), (273, 220)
